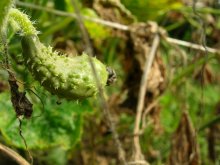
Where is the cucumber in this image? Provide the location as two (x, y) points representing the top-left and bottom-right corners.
(8, 8), (111, 100)
(22, 35), (108, 100)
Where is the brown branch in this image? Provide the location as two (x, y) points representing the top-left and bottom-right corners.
(0, 143), (30, 165)
(132, 34), (160, 163)
(140, 100), (159, 134)
(165, 37), (219, 54)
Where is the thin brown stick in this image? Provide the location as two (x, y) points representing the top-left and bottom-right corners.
(132, 34), (160, 163)
(165, 37), (219, 54)
(140, 100), (159, 134)
(0, 143), (30, 165)
(71, 1), (127, 165)
(16, 1), (220, 55)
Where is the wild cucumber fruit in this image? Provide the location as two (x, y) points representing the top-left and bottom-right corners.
(8, 8), (111, 100)
(22, 35), (108, 100)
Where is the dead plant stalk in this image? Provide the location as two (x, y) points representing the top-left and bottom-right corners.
(133, 34), (160, 164)
(0, 143), (30, 165)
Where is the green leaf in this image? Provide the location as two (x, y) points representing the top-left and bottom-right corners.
(82, 8), (110, 40)
(121, 0), (182, 21)
(54, 0), (66, 11)
(0, 92), (91, 149)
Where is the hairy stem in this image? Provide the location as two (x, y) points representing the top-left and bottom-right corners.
(8, 8), (38, 35)
(0, 0), (14, 32)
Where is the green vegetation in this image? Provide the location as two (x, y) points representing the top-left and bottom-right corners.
(0, 0), (220, 165)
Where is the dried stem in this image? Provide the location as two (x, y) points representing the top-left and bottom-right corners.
(140, 99), (159, 134)
(16, 1), (220, 55)
(0, 143), (30, 165)
(165, 37), (219, 54)
(71, 0), (127, 164)
(132, 34), (160, 163)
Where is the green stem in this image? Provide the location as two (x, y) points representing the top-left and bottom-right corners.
(8, 8), (38, 36)
(0, 0), (14, 69)
(0, 0), (14, 32)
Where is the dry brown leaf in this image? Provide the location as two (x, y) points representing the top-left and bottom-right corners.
(207, 101), (220, 162)
(121, 22), (166, 111)
(93, 0), (135, 39)
(0, 81), (8, 93)
(93, 0), (135, 24)
(168, 111), (200, 165)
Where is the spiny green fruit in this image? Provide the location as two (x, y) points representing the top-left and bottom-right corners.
(22, 35), (108, 100)
(8, 8), (112, 100)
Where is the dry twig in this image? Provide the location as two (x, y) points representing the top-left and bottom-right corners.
(132, 34), (160, 163)
(165, 37), (219, 54)
(0, 143), (30, 165)
(140, 99), (159, 134)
